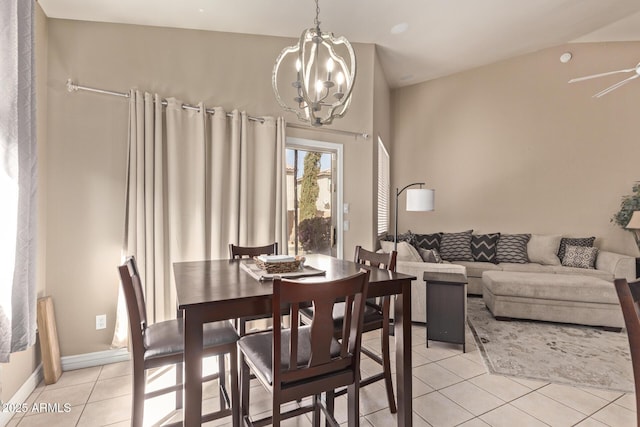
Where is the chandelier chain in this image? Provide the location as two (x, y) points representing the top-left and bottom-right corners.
(314, 0), (320, 29)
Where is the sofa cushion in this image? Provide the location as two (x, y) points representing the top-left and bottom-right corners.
(414, 233), (442, 251)
(562, 245), (598, 269)
(500, 263), (556, 273)
(527, 234), (561, 266)
(482, 271), (618, 305)
(380, 240), (422, 262)
(455, 261), (502, 278)
(471, 233), (500, 263)
(551, 265), (612, 281)
(496, 234), (531, 264)
(439, 230), (473, 261)
(557, 236), (595, 261)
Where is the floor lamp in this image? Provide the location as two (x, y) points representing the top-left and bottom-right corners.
(394, 183), (435, 251)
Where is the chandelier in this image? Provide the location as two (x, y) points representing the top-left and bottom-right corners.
(272, 0), (356, 127)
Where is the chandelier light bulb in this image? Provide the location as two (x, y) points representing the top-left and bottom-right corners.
(295, 59), (301, 71)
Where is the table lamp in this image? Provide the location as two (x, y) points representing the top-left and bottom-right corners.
(626, 211), (640, 247)
(394, 182), (435, 251)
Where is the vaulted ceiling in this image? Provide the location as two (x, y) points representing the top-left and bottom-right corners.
(38, 0), (640, 88)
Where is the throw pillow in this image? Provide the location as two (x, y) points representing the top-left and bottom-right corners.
(496, 233), (531, 264)
(471, 233), (500, 263)
(439, 230), (473, 262)
(527, 234), (562, 266)
(419, 248), (443, 263)
(381, 230), (415, 245)
(557, 237), (596, 261)
(414, 233), (442, 251)
(562, 245), (598, 269)
(379, 240), (422, 262)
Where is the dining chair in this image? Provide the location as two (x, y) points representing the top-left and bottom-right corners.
(300, 245), (398, 413)
(614, 277), (640, 427)
(237, 269), (370, 427)
(229, 242), (279, 260)
(118, 256), (240, 427)
(229, 242), (279, 336)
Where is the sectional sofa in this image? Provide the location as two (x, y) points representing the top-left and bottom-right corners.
(379, 231), (636, 328)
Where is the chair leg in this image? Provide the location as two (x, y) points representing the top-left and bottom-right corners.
(325, 390), (335, 427)
(347, 382), (360, 427)
(218, 353), (227, 410)
(313, 394), (321, 427)
(176, 361), (183, 409)
(132, 365), (146, 427)
(272, 396), (281, 427)
(230, 348), (240, 427)
(240, 355), (251, 420)
(381, 299), (397, 414)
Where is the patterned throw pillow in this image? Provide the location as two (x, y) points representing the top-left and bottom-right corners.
(414, 233), (442, 251)
(562, 245), (598, 269)
(381, 230), (415, 245)
(471, 233), (500, 263)
(557, 237), (596, 262)
(496, 234), (531, 264)
(439, 230), (473, 261)
(419, 248), (443, 263)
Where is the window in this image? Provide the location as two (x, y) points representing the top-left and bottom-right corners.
(377, 137), (390, 236)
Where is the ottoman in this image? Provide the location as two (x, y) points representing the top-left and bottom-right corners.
(482, 271), (623, 329)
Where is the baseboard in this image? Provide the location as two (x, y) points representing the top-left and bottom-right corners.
(0, 363), (43, 426)
(61, 348), (130, 371)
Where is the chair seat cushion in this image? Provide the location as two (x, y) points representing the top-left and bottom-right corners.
(144, 318), (239, 361)
(237, 325), (342, 385)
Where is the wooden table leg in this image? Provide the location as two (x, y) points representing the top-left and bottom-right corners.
(395, 282), (412, 427)
(184, 309), (204, 426)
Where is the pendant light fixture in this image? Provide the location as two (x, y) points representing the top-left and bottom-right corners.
(272, 0), (356, 127)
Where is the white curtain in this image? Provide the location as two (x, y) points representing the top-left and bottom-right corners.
(113, 91), (286, 346)
(0, 0), (37, 363)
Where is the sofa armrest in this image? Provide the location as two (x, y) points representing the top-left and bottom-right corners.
(596, 251), (636, 281)
(396, 260), (467, 278)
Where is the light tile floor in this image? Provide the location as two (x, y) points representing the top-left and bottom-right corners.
(6, 322), (636, 427)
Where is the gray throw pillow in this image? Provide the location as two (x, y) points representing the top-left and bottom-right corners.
(439, 230), (473, 262)
(561, 245), (598, 269)
(557, 237), (596, 262)
(419, 248), (442, 263)
(496, 234), (531, 264)
(414, 233), (442, 251)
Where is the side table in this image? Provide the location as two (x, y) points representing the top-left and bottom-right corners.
(423, 271), (468, 352)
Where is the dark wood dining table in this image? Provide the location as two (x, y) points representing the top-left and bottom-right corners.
(174, 253), (416, 426)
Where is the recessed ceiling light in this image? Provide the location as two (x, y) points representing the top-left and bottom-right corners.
(198, 8), (205, 13)
(391, 23), (409, 35)
(560, 52), (572, 63)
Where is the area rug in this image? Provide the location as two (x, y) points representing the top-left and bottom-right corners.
(466, 297), (634, 392)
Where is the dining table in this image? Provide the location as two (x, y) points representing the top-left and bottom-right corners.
(174, 253), (416, 426)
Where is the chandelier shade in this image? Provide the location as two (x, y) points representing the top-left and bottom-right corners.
(272, 0), (356, 127)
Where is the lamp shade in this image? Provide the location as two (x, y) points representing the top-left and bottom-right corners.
(406, 188), (435, 212)
(626, 211), (640, 229)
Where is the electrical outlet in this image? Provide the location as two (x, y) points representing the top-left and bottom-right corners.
(96, 314), (107, 330)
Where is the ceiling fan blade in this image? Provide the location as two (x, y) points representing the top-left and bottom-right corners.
(568, 68), (636, 83)
(593, 74), (640, 98)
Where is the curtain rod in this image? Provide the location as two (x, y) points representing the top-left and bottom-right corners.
(65, 79), (369, 140)
(66, 79), (264, 122)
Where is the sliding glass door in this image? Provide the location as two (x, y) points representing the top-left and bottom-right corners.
(286, 138), (342, 258)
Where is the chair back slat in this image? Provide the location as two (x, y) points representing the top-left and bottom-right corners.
(229, 243), (278, 259)
(614, 278), (640, 427)
(273, 269), (369, 386)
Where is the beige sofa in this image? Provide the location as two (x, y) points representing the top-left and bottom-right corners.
(381, 235), (636, 325)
